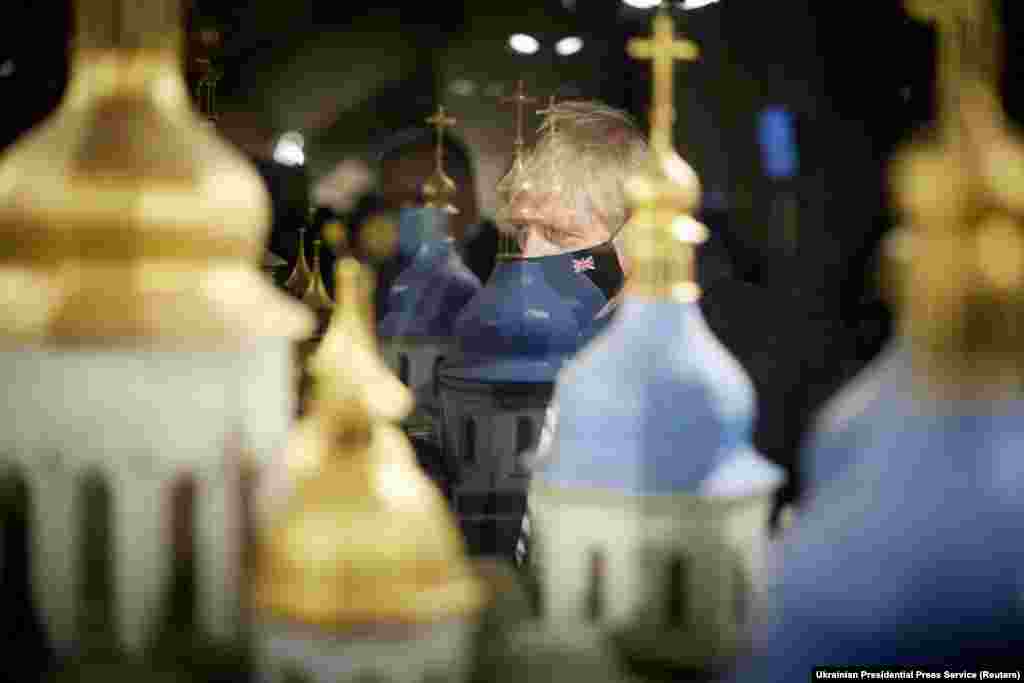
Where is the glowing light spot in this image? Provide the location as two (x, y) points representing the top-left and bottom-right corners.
(671, 215), (708, 243)
(449, 78), (477, 96)
(555, 36), (584, 56)
(509, 34), (541, 55)
(273, 131), (305, 167)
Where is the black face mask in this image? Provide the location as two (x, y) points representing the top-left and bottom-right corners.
(552, 239), (625, 306)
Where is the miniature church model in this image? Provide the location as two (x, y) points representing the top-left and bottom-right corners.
(527, 6), (784, 673)
(253, 257), (487, 683)
(377, 106), (482, 435)
(736, 2), (1024, 674)
(0, 0), (313, 661)
(804, 0), (1021, 502)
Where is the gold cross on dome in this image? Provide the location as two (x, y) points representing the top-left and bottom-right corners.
(425, 105), (457, 166)
(500, 79), (537, 155)
(627, 5), (698, 151)
(426, 105), (456, 138)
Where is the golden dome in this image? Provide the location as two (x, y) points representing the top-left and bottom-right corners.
(422, 106), (460, 216)
(309, 260), (411, 424)
(254, 418), (485, 628)
(889, 0), (1024, 393)
(300, 239), (335, 314)
(0, 0), (312, 345)
(254, 257), (486, 628)
(284, 227), (314, 299)
(421, 166), (459, 216)
(623, 5), (706, 302)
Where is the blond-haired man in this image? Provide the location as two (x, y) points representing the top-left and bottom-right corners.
(497, 99), (646, 267)
(500, 100), (648, 565)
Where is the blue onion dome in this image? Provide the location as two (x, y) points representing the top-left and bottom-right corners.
(802, 339), (918, 498)
(440, 240), (624, 385)
(534, 298), (784, 497)
(743, 402), (1024, 676)
(377, 207), (481, 339)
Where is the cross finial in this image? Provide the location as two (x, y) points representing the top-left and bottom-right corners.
(426, 105), (457, 137)
(422, 105), (459, 213)
(627, 5), (698, 153)
(500, 79), (538, 157)
(425, 105), (457, 170)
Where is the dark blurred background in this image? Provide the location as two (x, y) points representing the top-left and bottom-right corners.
(2, 0), (1022, 504)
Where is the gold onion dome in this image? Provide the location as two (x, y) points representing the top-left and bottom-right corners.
(423, 106), (460, 215)
(254, 258), (486, 628)
(887, 0), (1024, 391)
(301, 238), (335, 314)
(421, 167), (459, 216)
(623, 5), (707, 302)
(284, 226), (314, 298)
(500, 80), (538, 189)
(0, 0), (312, 345)
(308, 260), (408, 424)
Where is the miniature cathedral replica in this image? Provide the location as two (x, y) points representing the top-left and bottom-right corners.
(0, 0), (312, 664)
(803, 0), (1020, 501)
(252, 257), (487, 683)
(736, 0), (1024, 675)
(377, 106), (482, 436)
(437, 82), (627, 558)
(527, 5), (784, 673)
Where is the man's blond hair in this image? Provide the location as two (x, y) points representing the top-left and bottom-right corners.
(496, 100), (648, 240)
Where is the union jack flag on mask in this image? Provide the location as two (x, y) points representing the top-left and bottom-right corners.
(572, 255), (595, 273)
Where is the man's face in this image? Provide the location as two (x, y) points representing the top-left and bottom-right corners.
(511, 217), (612, 258)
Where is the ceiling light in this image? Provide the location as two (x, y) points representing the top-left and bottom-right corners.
(280, 131), (304, 148)
(273, 131), (305, 167)
(508, 33), (540, 55)
(680, 0), (720, 8)
(622, 0), (661, 8)
(555, 36), (584, 56)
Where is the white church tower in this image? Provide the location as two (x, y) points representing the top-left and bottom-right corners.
(253, 258), (486, 683)
(527, 6), (784, 673)
(0, 0), (312, 660)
